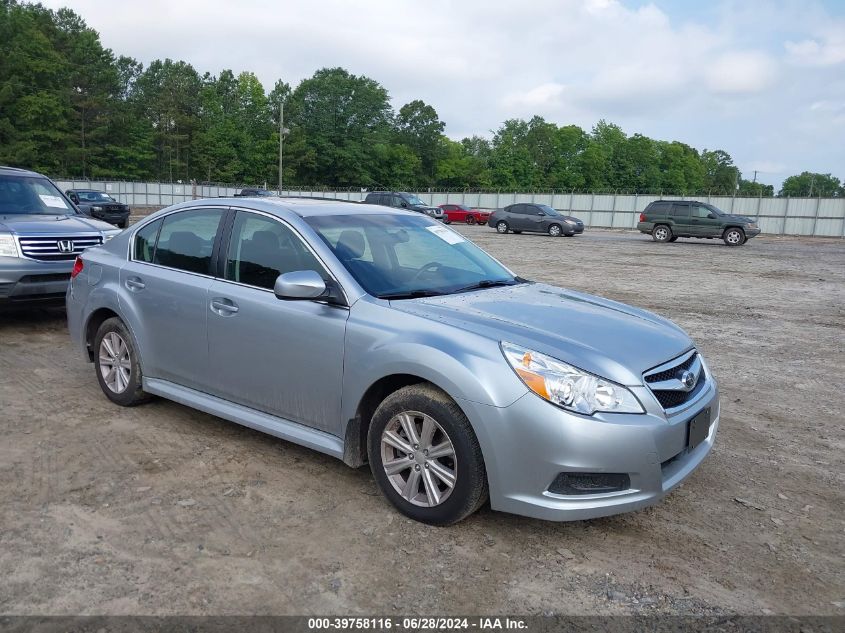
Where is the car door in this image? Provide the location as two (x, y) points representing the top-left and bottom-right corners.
(670, 202), (691, 235)
(523, 205), (548, 232)
(119, 207), (226, 392)
(690, 204), (721, 237)
(206, 210), (350, 434)
(508, 204), (529, 230)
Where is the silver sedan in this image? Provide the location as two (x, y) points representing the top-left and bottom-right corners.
(66, 198), (719, 525)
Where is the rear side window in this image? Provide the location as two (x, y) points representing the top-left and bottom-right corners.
(133, 219), (162, 263)
(646, 202), (669, 214)
(153, 208), (225, 275)
(671, 204), (690, 217)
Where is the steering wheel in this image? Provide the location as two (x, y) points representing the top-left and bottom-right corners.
(411, 261), (445, 282)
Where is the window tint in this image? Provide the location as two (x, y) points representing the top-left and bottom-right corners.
(153, 208), (224, 275)
(133, 219), (162, 263)
(510, 204), (526, 215)
(671, 203), (690, 217)
(691, 205), (711, 219)
(647, 201), (670, 213)
(225, 212), (328, 290)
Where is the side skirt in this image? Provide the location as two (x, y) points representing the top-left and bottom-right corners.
(143, 377), (346, 461)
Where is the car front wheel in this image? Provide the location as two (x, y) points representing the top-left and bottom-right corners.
(368, 384), (488, 525)
(723, 227), (745, 246)
(93, 317), (150, 406)
(466, 215), (476, 225)
(496, 221), (509, 234)
(653, 225), (672, 242)
(548, 224), (562, 237)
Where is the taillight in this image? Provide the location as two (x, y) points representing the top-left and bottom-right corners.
(71, 257), (84, 279)
(639, 213), (646, 222)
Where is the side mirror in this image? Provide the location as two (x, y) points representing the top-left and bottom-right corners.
(400, 202), (408, 208)
(537, 211), (545, 216)
(707, 213), (716, 219)
(273, 270), (326, 301)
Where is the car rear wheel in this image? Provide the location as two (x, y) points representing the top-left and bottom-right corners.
(94, 317), (150, 406)
(496, 221), (509, 234)
(723, 227), (745, 246)
(653, 225), (672, 242)
(368, 384), (488, 525)
(548, 224), (563, 237)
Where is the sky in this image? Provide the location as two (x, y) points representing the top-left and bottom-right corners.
(42, 0), (845, 189)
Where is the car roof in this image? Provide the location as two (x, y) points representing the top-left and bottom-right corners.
(162, 197), (421, 219)
(67, 189), (105, 193)
(0, 166), (46, 178)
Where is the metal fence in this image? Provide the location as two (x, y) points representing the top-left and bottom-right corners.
(54, 179), (845, 237)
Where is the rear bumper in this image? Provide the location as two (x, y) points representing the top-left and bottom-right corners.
(457, 378), (720, 521)
(0, 257), (73, 304)
(637, 222), (654, 233)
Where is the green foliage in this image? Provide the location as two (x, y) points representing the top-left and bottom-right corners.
(0, 0), (837, 194)
(779, 172), (843, 197)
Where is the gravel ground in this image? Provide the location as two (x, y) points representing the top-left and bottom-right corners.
(0, 219), (843, 616)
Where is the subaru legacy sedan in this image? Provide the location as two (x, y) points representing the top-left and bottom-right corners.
(67, 198), (719, 525)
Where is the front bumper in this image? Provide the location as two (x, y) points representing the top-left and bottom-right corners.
(90, 209), (130, 226)
(744, 227), (761, 239)
(457, 377), (719, 521)
(0, 256), (73, 303)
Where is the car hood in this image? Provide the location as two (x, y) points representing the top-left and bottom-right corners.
(0, 214), (114, 234)
(722, 214), (753, 223)
(389, 282), (693, 385)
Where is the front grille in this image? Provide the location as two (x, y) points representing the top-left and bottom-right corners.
(644, 350), (704, 411)
(17, 234), (102, 261)
(104, 205), (125, 213)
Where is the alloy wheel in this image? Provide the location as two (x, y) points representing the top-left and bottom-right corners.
(654, 226), (669, 241)
(380, 410), (457, 507)
(99, 331), (131, 394)
(725, 229), (743, 245)
(496, 221), (508, 233)
(549, 224), (562, 236)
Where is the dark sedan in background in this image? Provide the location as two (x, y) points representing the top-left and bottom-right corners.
(488, 203), (584, 237)
(66, 189), (131, 228)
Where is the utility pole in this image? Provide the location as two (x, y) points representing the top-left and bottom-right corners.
(278, 101), (291, 194)
(752, 170), (758, 183)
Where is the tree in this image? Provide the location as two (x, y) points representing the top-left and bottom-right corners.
(701, 149), (740, 194)
(394, 100), (444, 184)
(779, 172), (842, 197)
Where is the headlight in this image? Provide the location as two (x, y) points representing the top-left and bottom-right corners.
(501, 342), (644, 415)
(748, 222), (758, 229)
(0, 233), (20, 257)
(92, 206), (103, 211)
(564, 219), (576, 224)
(102, 229), (122, 241)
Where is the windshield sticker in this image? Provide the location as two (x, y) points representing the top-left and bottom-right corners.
(38, 194), (69, 208)
(425, 224), (465, 245)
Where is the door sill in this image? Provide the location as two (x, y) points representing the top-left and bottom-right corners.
(143, 377), (345, 460)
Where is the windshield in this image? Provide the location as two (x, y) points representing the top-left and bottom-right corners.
(305, 214), (519, 299)
(404, 194), (426, 206)
(708, 204), (725, 216)
(537, 204), (561, 216)
(76, 191), (114, 202)
(0, 175), (74, 215)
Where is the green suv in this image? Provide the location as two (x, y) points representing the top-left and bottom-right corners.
(637, 200), (760, 246)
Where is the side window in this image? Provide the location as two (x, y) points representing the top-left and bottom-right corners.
(133, 219), (162, 263)
(153, 208), (225, 275)
(671, 203), (690, 218)
(513, 204), (528, 215)
(526, 205), (541, 216)
(691, 205), (710, 218)
(225, 212), (328, 290)
(393, 196), (407, 208)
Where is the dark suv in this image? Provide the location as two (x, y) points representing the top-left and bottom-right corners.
(234, 188), (275, 197)
(637, 200), (760, 246)
(66, 189), (131, 228)
(487, 203), (584, 237)
(363, 191), (446, 222)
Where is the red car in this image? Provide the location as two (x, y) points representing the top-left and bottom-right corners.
(439, 204), (491, 225)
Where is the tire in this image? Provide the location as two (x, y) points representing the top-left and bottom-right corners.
(118, 220), (129, 229)
(723, 227), (745, 246)
(367, 384), (488, 525)
(466, 215), (476, 225)
(548, 224), (563, 237)
(496, 221), (509, 234)
(652, 225), (672, 242)
(512, 230), (522, 234)
(669, 236), (678, 242)
(93, 317), (151, 406)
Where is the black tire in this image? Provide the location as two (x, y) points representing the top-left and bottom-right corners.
(118, 220), (129, 229)
(723, 227), (745, 246)
(548, 223), (563, 237)
(512, 230), (522, 234)
(495, 221), (509, 234)
(367, 384), (488, 526)
(466, 215), (476, 225)
(652, 224), (672, 242)
(93, 317), (151, 406)
(669, 236), (678, 242)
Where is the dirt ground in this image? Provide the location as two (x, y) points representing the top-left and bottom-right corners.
(1, 220), (843, 616)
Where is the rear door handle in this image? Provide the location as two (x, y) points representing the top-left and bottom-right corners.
(210, 297), (239, 316)
(125, 277), (145, 291)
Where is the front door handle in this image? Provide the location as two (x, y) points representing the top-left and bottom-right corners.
(210, 297), (239, 316)
(125, 277), (145, 291)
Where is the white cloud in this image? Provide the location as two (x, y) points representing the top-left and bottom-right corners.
(39, 0), (845, 186)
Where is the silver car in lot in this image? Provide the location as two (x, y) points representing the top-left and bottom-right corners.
(66, 198), (719, 525)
